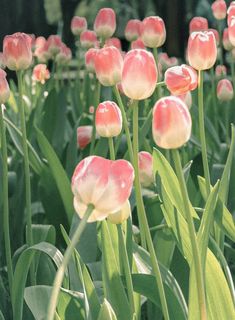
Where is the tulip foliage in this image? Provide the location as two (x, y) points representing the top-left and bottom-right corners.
(0, 3), (235, 320)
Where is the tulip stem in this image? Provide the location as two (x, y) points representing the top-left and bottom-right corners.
(172, 148), (207, 320)
(210, 68), (218, 133)
(198, 70), (210, 196)
(108, 137), (115, 160)
(47, 204), (94, 320)
(0, 105), (13, 300)
(90, 81), (101, 155)
(132, 101), (170, 320)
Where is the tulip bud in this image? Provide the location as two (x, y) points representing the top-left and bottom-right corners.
(95, 101), (122, 137)
(125, 19), (141, 42)
(85, 48), (98, 73)
(189, 17), (208, 33)
(176, 91), (193, 109)
(121, 49), (158, 100)
(228, 17), (235, 46)
(94, 8), (116, 39)
(227, 3), (235, 25)
(187, 31), (217, 70)
(217, 79), (234, 101)
(94, 46), (123, 86)
(107, 200), (131, 224)
(47, 35), (62, 55)
(140, 16), (166, 48)
(223, 28), (233, 51)
(71, 156), (135, 222)
(55, 44), (72, 65)
(32, 64), (50, 84)
(211, 0), (227, 20)
(138, 151), (154, 187)
(77, 125), (94, 149)
(3, 32), (32, 71)
(131, 38), (146, 50)
(164, 64), (198, 95)
(152, 96), (192, 149)
(105, 37), (122, 50)
(71, 16), (87, 36)
(215, 65), (227, 77)
(80, 30), (97, 49)
(0, 69), (10, 104)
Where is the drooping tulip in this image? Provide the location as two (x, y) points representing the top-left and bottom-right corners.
(71, 156), (135, 222)
(71, 16), (87, 36)
(32, 64), (50, 84)
(152, 96), (192, 149)
(211, 0), (227, 20)
(0, 69), (10, 104)
(107, 200), (131, 224)
(80, 30), (97, 49)
(124, 19), (141, 42)
(121, 49), (158, 100)
(189, 17), (208, 33)
(217, 79), (234, 101)
(140, 16), (166, 48)
(94, 8), (116, 39)
(138, 151), (154, 187)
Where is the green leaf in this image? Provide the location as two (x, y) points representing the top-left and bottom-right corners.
(98, 299), (117, 320)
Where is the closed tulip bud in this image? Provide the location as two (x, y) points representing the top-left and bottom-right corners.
(55, 44), (72, 65)
(152, 96), (192, 149)
(85, 48), (98, 73)
(228, 17), (235, 46)
(71, 16), (87, 36)
(164, 64), (198, 95)
(189, 17), (208, 33)
(223, 28), (233, 51)
(211, 0), (227, 20)
(105, 37), (122, 50)
(176, 91), (193, 109)
(80, 30), (97, 49)
(217, 79), (234, 101)
(125, 19), (141, 42)
(77, 125), (94, 149)
(32, 64), (50, 84)
(187, 31), (217, 70)
(94, 8), (116, 39)
(94, 46), (123, 86)
(121, 49), (158, 100)
(72, 156), (134, 222)
(138, 151), (154, 187)
(47, 35), (62, 55)
(140, 16), (166, 48)
(107, 200), (131, 224)
(0, 69), (10, 104)
(215, 65), (227, 77)
(131, 38), (146, 50)
(3, 32), (32, 71)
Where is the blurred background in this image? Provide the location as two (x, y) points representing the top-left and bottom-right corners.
(0, 0), (228, 58)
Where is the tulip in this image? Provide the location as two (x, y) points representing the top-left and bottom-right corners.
(125, 19), (141, 41)
(152, 96), (192, 149)
(94, 46), (123, 86)
(71, 16), (87, 36)
(187, 31), (217, 70)
(189, 17), (208, 33)
(208, 28), (219, 46)
(215, 64), (227, 77)
(95, 101), (122, 138)
(217, 79), (234, 101)
(0, 69), (10, 104)
(223, 28), (233, 51)
(159, 52), (178, 71)
(94, 8), (116, 39)
(107, 200), (131, 224)
(47, 35), (62, 55)
(77, 125), (94, 149)
(85, 48), (98, 73)
(55, 44), (72, 65)
(3, 32), (32, 71)
(176, 91), (193, 109)
(131, 38), (146, 50)
(0, 53), (6, 69)
(140, 16), (166, 48)
(211, 0), (227, 20)
(164, 64), (198, 95)
(138, 151), (154, 187)
(32, 64), (50, 84)
(105, 37), (122, 50)
(227, 3), (235, 25)
(35, 40), (50, 63)
(71, 156), (135, 222)
(80, 30), (97, 49)
(121, 49), (158, 100)
(228, 17), (235, 46)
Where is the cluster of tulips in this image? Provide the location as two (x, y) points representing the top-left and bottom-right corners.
(0, 1), (235, 320)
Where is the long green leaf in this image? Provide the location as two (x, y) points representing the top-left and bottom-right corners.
(98, 299), (117, 320)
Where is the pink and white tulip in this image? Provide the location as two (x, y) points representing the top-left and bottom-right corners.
(71, 16), (87, 36)
(0, 69), (10, 104)
(138, 151), (154, 187)
(189, 17), (208, 33)
(125, 19), (141, 42)
(77, 126), (94, 150)
(80, 30), (97, 49)
(140, 16), (166, 48)
(94, 8), (116, 39)
(217, 79), (234, 101)
(211, 0), (227, 20)
(32, 64), (50, 84)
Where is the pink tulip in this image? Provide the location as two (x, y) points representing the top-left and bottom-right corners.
(71, 156), (135, 222)
(208, 28), (219, 45)
(124, 19), (141, 42)
(223, 28), (233, 50)
(0, 69), (10, 104)
(215, 65), (227, 77)
(32, 64), (50, 84)
(121, 49), (158, 100)
(105, 37), (122, 50)
(152, 96), (192, 149)
(131, 38), (146, 50)
(55, 44), (72, 65)
(187, 31), (217, 70)
(71, 16), (87, 36)
(228, 17), (235, 46)
(217, 79), (234, 101)
(211, 0), (227, 20)
(189, 17), (208, 33)
(94, 46), (123, 86)
(138, 151), (154, 187)
(164, 64), (198, 95)
(85, 48), (98, 73)
(159, 52), (178, 71)
(0, 53), (6, 69)
(140, 16), (166, 48)
(227, 3), (235, 25)
(3, 32), (32, 71)
(107, 200), (131, 224)
(77, 125), (94, 150)
(47, 35), (62, 55)
(176, 91), (193, 109)
(80, 30), (97, 49)
(94, 8), (116, 39)
(95, 101), (122, 137)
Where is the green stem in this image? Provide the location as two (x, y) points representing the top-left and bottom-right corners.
(210, 68), (218, 134)
(225, 102), (231, 146)
(172, 149), (207, 320)
(217, 20), (224, 65)
(108, 137), (115, 160)
(89, 81), (101, 155)
(132, 101), (170, 320)
(198, 70), (211, 196)
(0, 106), (13, 299)
(47, 204), (94, 320)
(153, 48), (162, 99)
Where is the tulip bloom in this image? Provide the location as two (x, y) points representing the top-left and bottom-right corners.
(140, 16), (166, 48)
(95, 101), (122, 137)
(209, 28), (219, 45)
(80, 30), (97, 49)
(187, 31), (217, 70)
(227, 3), (235, 25)
(55, 44), (72, 65)
(71, 156), (135, 222)
(176, 91), (193, 109)
(121, 49), (158, 100)
(47, 35), (62, 55)
(125, 19), (141, 41)
(71, 16), (87, 36)
(85, 48), (98, 73)
(131, 38), (146, 50)
(164, 64), (198, 95)
(215, 65), (227, 77)
(3, 32), (32, 71)
(228, 17), (235, 46)
(152, 96), (192, 149)
(107, 200), (131, 224)
(105, 37), (122, 50)
(94, 8), (116, 39)
(77, 126), (94, 149)
(217, 79), (234, 101)
(223, 28), (233, 51)
(94, 46), (123, 86)
(138, 151), (154, 187)
(211, 0), (227, 20)
(0, 69), (10, 104)
(32, 64), (50, 84)
(189, 17), (208, 33)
